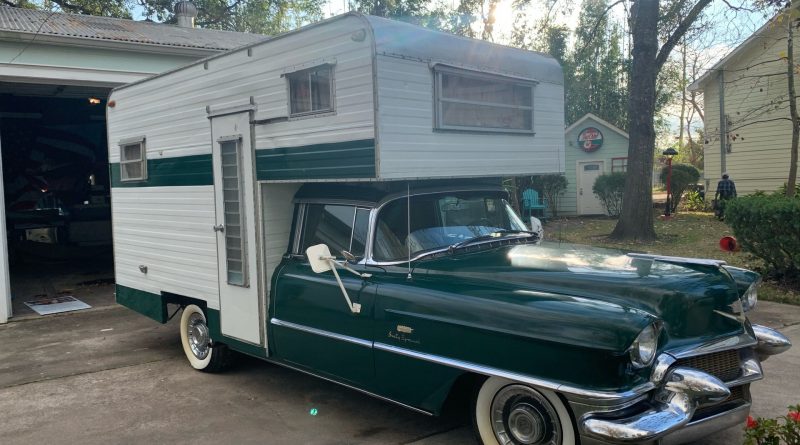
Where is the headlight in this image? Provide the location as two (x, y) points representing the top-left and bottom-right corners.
(742, 280), (759, 312)
(630, 324), (659, 368)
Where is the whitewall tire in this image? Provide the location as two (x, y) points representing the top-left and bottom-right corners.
(474, 377), (575, 445)
(179, 304), (231, 372)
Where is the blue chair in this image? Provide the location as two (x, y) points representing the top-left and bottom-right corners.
(521, 188), (547, 220)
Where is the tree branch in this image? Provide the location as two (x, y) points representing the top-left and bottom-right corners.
(720, 0), (758, 12)
(728, 117), (792, 132)
(574, 0), (625, 58)
(655, 0), (713, 70)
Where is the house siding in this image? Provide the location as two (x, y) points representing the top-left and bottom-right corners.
(559, 117), (629, 216)
(702, 25), (795, 196)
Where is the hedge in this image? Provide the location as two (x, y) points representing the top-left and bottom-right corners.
(725, 194), (800, 278)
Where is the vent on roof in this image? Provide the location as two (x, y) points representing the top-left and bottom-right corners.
(175, 1), (197, 28)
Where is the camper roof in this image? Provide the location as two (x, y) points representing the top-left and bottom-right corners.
(113, 13), (562, 92)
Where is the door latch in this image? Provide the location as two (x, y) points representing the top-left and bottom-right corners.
(213, 224), (225, 233)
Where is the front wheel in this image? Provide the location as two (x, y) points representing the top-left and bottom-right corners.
(473, 377), (575, 445)
(179, 304), (231, 372)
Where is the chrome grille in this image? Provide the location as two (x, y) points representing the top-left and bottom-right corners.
(676, 349), (742, 382)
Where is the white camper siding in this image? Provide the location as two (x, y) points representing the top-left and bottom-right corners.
(375, 55), (565, 179)
(261, 183), (301, 292)
(111, 186), (220, 308)
(108, 15), (375, 166)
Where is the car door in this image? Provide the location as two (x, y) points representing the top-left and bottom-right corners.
(270, 204), (376, 386)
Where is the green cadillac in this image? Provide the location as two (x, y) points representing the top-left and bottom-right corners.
(176, 180), (791, 445)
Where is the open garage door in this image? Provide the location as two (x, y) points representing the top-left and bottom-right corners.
(0, 82), (114, 321)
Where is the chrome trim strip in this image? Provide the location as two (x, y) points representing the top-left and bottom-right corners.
(373, 342), (654, 405)
(627, 253), (726, 267)
(270, 318), (373, 349)
(264, 357), (433, 416)
(668, 331), (758, 359)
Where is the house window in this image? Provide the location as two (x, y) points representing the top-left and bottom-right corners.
(119, 138), (146, 181)
(434, 67), (535, 133)
(612, 157), (628, 173)
(287, 65), (334, 117)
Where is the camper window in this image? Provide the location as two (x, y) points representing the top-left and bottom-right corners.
(119, 139), (146, 181)
(434, 67), (534, 134)
(287, 65), (334, 117)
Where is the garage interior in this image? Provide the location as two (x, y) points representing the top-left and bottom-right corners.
(1, 82), (115, 318)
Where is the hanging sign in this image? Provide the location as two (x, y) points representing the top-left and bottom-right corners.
(578, 127), (604, 153)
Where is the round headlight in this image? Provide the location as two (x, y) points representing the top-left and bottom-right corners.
(742, 281), (759, 312)
(630, 324), (658, 368)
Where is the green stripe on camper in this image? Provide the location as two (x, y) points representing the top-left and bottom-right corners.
(255, 139), (376, 181)
(110, 154), (213, 187)
(115, 284), (169, 323)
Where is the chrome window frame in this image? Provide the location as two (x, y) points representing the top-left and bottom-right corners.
(118, 136), (147, 182)
(218, 135), (249, 287)
(284, 63), (336, 119)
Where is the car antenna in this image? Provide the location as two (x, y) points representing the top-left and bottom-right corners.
(406, 182), (412, 280)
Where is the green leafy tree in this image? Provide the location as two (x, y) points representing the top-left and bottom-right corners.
(659, 163), (700, 213)
(568, 0), (629, 131)
(5, 0), (325, 34)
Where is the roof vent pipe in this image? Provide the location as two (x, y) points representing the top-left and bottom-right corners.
(174, 1), (198, 28)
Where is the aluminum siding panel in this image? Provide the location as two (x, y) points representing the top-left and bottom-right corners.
(375, 55), (565, 180)
(111, 186), (220, 309)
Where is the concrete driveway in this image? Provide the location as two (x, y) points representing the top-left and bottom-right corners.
(0, 302), (798, 445)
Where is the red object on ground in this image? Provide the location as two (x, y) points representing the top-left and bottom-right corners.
(719, 236), (738, 252)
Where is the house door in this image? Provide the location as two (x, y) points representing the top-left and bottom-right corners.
(578, 161), (605, 215)
(210, 112), (262, 345)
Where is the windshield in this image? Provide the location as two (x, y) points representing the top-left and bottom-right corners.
(372, 191), (528, 262)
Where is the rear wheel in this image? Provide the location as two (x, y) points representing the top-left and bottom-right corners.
(179, 304), (231, 372)
(473, 377), (575, 445)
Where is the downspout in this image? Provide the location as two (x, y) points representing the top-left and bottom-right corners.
(0, 127), (11, 324)
(718, 69), (727, 174)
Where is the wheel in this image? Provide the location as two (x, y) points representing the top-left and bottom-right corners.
(473, 377), (575, 445)
(179, 304), (231, 372)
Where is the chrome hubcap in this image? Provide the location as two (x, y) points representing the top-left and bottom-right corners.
(491, 385), (560, 445)
(187, 312), (210, 360)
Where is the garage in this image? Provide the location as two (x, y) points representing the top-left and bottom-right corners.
(1, 83), (114, 317)
(0, 5), (261, 322)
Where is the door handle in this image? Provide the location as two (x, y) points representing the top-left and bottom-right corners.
(579, 188), (583, 196)
(213, 224), (225, 233)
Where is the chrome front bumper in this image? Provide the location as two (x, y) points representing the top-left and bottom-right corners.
(577, 324), (791, 444)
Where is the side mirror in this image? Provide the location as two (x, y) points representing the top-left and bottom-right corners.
(306, 244), (333, 273)
(341, 250), (357, 262)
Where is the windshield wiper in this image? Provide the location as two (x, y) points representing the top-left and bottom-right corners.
(448, 230), (537, 252)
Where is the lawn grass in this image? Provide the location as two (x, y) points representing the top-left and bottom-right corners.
(543, 211), (800, 305)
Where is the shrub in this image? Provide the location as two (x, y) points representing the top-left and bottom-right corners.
(682, 190), (711, 212)
(726, 194), (800, 278)
(659, 163), (701, 214)
(743, 405), (800, 445)
(592, 172), (626, 217)
(530, 174), (568, 217)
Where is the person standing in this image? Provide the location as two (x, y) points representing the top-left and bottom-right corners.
(714, 173), (737, 220)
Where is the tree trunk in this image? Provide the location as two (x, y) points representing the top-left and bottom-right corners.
(610, 0), (659, 241)
(788, 17), (798, 198)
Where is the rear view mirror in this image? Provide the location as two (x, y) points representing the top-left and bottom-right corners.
(306, 244), (333, 273)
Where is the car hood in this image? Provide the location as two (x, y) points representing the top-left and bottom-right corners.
(412, 241), (748, 352)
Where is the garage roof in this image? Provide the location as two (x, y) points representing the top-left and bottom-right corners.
(0, 6), (265, 51)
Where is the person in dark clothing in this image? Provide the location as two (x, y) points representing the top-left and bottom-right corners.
(714, 173), (737, 220)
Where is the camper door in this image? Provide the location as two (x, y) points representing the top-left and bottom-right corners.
(210, 112), (262, 345)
